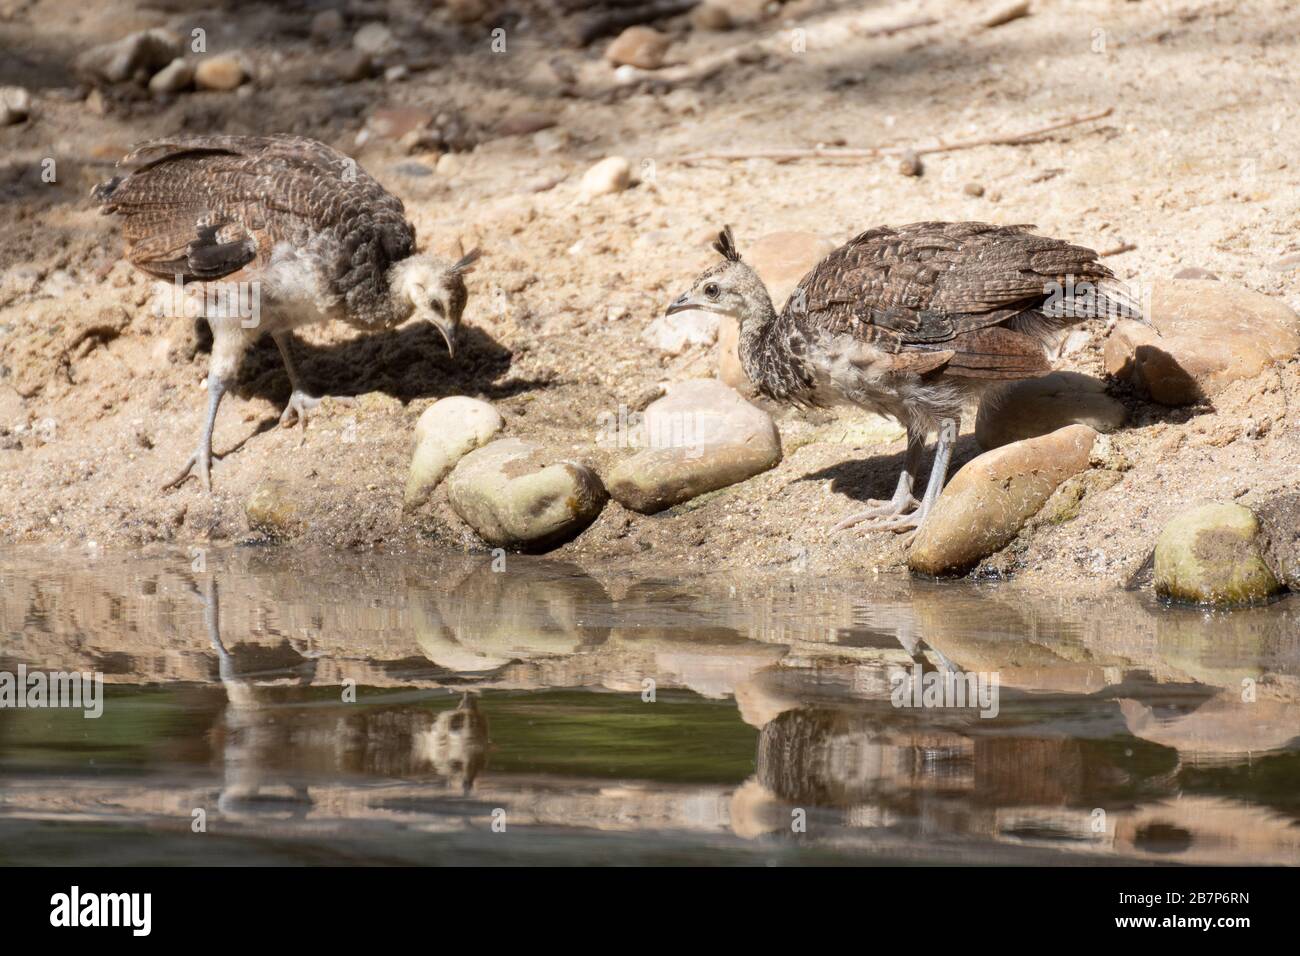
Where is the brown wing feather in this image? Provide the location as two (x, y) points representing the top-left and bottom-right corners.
(941, 326), (1052, 380)
(787, 222), (1114, 354)
(96, 136), (415, 309)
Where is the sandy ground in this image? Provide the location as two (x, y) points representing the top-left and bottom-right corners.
(1, 0), (1297, 592)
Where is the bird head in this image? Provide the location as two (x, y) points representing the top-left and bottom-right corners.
(394, 249), (481, 358)
(665, 226), (774, 331)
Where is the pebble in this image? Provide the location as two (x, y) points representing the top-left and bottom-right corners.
(898, 150), (923, 176)
(975, 372), (1127, 450)
(691, 4), (734, 30)
(353, 22), (397, 56)
(447, 439), (608, 551)
(1104, 278), (1300, 405)
(76, 29), (182, 84)
(605, 26), (671, 71)
(404, 397), (505, 511)
(0, 86), (30, 125)
(909, 424), (1098, 576)
(963, 182), (985, 197)
(310, 9), (346, 42)
(606, 380), (783, 514)
(194, 55), (247, 91)
(447, 0), (492, 23)
(579, 156), (631, 200)
(246, 479), (301, 538)
(147, 58), (193, 94)
(1154, 503), (1282, 605)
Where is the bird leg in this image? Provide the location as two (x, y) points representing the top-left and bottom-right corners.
(830, 428), (924, 531)
(835, 418), (957, 535)
(162, 369), (227, 491)
(273, 332), (322, 429)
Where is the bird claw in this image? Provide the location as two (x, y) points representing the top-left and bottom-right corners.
(162, 447), (220, 492)
(830, 495), (921, 532)
(279, 391), (323, 429)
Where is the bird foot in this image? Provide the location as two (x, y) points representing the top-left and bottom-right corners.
(830, 495), (921, 533)
(279, 392), (354, 431)
(162, 446), (221, 492)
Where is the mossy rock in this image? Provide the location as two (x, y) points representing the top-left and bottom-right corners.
(1153, 503), (1282, 606)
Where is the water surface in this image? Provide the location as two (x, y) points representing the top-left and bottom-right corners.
(1, 547), (1297, 865)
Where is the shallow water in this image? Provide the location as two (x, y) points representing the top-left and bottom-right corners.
(0, 546), (1297, 866)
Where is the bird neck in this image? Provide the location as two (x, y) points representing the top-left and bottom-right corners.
(738, 292), (808, 402)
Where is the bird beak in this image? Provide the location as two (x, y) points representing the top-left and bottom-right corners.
(665, 292), (698, 316)
(430, 315), (457, 359)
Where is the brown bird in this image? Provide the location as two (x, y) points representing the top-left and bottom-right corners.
(94, 134), (480, 490)
(666, 222), (1142, 533)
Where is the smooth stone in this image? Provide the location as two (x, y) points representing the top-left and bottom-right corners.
(0, 86), (31, 125)
(353, 22), (397, 56)
(643, 308), (717, 355)
(909, 424), (1098, 576)
(975, 371), (1127, 450)
(1154, 503), (1282, 606)
(1104, 279), (1300, 405)
(607, 379), (782, 514)
(404, 396), (505, 511)
(604, 26), (671, 71)
(195, 55), (247, 91)
(147, 58), (193, 94)
(579, 156), (631, 200)
(447, 438), (608, 551)
(246, 479), (301, 537)
(76, 29), (182, 84)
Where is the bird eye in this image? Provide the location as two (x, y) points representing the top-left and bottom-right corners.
(704, 283), (720, 299)
(431, 301), (445, 318)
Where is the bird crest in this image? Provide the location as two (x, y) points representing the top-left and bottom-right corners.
(713, 226), (741, 263)
(451, 248), (482, 274)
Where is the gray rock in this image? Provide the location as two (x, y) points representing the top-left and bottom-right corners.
(147, 58), (194, 94)
(404, 396), (504, 511)
(975, 372), (1127, 450)
(447, 438), (608, 551)
(353, 22), (397, 56)
(77, 29), (182, 84)
(607, 379), (782, 514)
(1154, 503), (1282, 606)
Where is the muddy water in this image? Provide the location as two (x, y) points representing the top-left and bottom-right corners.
(0, 546), (1296, 865)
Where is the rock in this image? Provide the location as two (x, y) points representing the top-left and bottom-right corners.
(643, 308), (718, 355)
(0, 86), (31, 125)
(579, 156), (631, 200)
(404, 397), (505, 511)
(607, 379), (782, 514)
(353, 22), (397, 56)
(982, 0), (1031, 28)
(605, 26), (671, 70)
(246, 479), (301, 537)
(691, 4), (734, 30)
(76, 29), (182, 84)
(1104, 279), (1300, 405)
(447, 438), (608, 551)
(1255, 493), (1300, 591)
(975, 372), (1127, 450)
(963, 182), (985, 197)
(310, 9), (346, 42)
(706, 0), (770, 27)
(447, 0), (492, 23)
(496, 112), (555, 137)
(1153, 503), (1282, 605)
(147, 58), (193, 94)
(435, 152), (462, 175)
(909, 424), (1098, 576)
(1174, 267), (1218, 280)
(898, 150), (923, 176)
(194, 55), (247, 91)
(335, 50), (375, 82)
